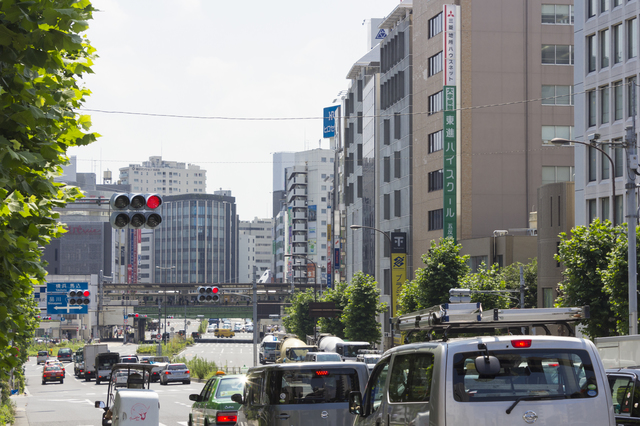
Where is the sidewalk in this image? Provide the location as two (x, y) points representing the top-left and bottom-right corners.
(9, 394), (29, 426)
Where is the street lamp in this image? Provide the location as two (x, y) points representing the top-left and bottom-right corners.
(551, 137), (617, 226)
(284, 254), (317, 301)
(156, 265), (175, 343)
(350, 224), (395, 348)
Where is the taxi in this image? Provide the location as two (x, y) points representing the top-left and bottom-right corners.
(42, 364), (64, 384)
(188, 372), (245, 426)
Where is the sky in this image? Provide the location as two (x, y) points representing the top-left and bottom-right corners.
(70, 0), (401, 220)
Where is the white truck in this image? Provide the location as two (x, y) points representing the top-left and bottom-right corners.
(594, 334), (640, 369)
(348, 303), (615, 426)
(316, 334), (371, 361)
(83, 343), (109, 381)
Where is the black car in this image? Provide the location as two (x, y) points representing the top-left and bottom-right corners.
(57, 348), (73, 362)
(606, 367), (640, 425)
(191, 332), (200, 339)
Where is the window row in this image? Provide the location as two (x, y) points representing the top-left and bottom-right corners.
(429, 12), (443, 38)
(542, 166), (575, 186)
(542, 125), (574, 144)
(542, 4), (574, 25)
(587, 78), (636, 128)
(587, 195), (623, 225)
(542, 85), (574, 105)
(383, 152), (403, 183)
(381, 31), (406, 74)
(587, 140), (624, 182)
(382, 190), (403, 220)
(428, 51), (443, 77)
(429, 130), (443, 153)
(428, 91), (443, 115)
(587, 0), (625, 19)
(381, 71), (406, 110)
(542, 44), (574, 65)
(382, 115), (403, 145)
(586, 19), (637, 73)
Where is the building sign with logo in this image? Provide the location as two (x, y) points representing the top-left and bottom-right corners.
(391, 232), (407, 317)
(443, 4), (459, 241)
(323, 105), (339, 138)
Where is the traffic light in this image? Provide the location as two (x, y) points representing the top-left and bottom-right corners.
(68, 290), (90, 305)
(197, 286), (220, 302)
(127, 313), (140, 318)
(109, 193), (163, 229)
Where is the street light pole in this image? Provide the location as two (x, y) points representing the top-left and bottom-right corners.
(551, 138), (617, 226)
(156, 265), (175, 343)
(350, 224), (395, 348)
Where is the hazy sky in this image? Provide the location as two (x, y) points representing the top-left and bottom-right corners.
(70, 0), (401, 220)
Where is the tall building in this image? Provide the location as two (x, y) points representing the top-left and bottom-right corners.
(118, 156), (207, 196)
(272, 152), (296, 217)
(239, 217), (274, 282)
(411, 0), (574, 261)
(283, 149), (335, 288)
(573, 1), (636, 226)
(153, 191), (238, 284)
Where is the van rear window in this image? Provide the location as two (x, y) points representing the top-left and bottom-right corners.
(452, 349), (598, 402)
(268, 368), (360, 405)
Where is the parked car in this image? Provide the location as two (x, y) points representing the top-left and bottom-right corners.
(207, 324), (217, 333)
(189, 372), (246, 426)
(233, 322), (244, 332)
(215, 328), (235, 338)
(160, 363), (191, 385)
(245, 324), (253, 333)
(36, 350), (49, 365)
(57, 347), (73, 362)
(42, 364), (64, 384)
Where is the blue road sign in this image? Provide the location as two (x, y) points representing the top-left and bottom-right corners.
(46, 282), (89, 315)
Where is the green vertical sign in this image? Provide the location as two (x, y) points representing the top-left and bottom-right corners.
(443, 86), (456, 241)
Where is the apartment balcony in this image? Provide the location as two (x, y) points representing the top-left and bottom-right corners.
(293, 223), (307, 231)
(292, 246), (307, 255)
(290, 199), (307, 209)
(292, 211), (307, 220)
(288, 188), (307, 202)
(287, 175), (307, 190)
(293, 270), (307, 279)
(292, 234), (307, 243)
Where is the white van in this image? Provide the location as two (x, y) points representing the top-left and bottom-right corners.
(348, 304), (615, 426)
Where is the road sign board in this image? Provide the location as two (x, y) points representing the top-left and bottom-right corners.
(46, 282), (89, 314)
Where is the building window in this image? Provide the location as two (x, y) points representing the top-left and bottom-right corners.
(428, 209), (443, 231)
(357, 112), (363, 134)
(628, 18), (638, 59)
(614, 140), (624, 177)
(428, 91), (443, 115)
(357, 143), (363, 167)
(614, 81), (623, 120)
(429, 51), (443, 76)
(384, 194), (391, 220)
(615, 194), (623, 224)
(588, 0), (596, 18)
(357, 176), (363, 198)
(394, 190), (401, 217)
(542, 85), (574, 105)
(601, 145), (611, 180)
(601, 197), (610, 222)
(428, 169), (444, 192)
(541, 4), (573, 24)
(394, 113), (401, 139)
(428, 130), (443, 153)
(394, 151), (401, 178)
(613, 24), (623, 64)
(429, 12), (443, 38)
(588, 199), (597, 223)
(600, 28), (610, 68)
(384, 119), (390, 145)
(588, 90), (597, 127)
(587, 34), (597, 73)
(542, 44), (574, 64)
(384, 156), (390, 183)
(542, 166), (575, 185)
(628, 76), (637, 117)
(542, 125), (574, 144)
(589, 146), (597, 182)
(601, 85), (610, 124)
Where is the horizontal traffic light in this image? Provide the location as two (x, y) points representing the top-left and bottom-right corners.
(197, 286), (220, 303)
(109, 193), (163, 229)
(68, 290), (90, 305)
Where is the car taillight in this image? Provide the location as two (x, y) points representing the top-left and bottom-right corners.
(216, 412), (237, 423)
(165, 371), (170, 375)
(185, 370), (190, 374)
(511, 339), (532, 348)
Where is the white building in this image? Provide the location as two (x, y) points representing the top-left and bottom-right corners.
(118, 156), (207, 196)
(239, 218), (274, 283)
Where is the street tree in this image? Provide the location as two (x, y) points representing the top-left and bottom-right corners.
(600, 223), (640, 335)
(342, 272), (387, 344)
(318, 281), (348, 338)
(459, 263), (512, 310)
(555, 218), (621, 338)
(0, 0), (98, 376)
(501, 260), (538, 308)
(282, 289), (316, 341)
(397, 237), (469, 314)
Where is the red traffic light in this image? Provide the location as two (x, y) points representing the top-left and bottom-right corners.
(135, 313), (139, 318)
(83, 290), (90, 297)
(146, 195), (162, 209)
(212, 287), (219, 294)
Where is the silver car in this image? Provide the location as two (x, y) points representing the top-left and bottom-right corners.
(160, 363), (191, 385)
(234, 362), (369, 426)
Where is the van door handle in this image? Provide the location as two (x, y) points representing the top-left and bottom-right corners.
(278, 413), (290, 419)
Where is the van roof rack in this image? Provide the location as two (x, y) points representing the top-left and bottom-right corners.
(393, 303), (589, 341)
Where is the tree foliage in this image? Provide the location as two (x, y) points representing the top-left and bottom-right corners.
(555, 219), (621, 338)
(282, 289), (316, 341)
(0, 0), (98, 376)
(342, 272), (387, 344)
(397, 237), (469, 314)
(501, 260), (538, 308)
(318, 281), (348, 338)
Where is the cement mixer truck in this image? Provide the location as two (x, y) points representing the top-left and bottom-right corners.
(315, 334), (371, 361)
(276, 335), (316, 363)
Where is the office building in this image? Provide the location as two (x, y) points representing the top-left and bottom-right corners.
(118, 156), (207, 196)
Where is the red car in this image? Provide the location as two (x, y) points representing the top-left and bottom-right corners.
(42, 365), (64, 385)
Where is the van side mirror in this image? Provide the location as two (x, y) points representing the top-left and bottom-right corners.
(231, 393), (244, 405)
(348, 391), (363, 416)
(189, 394), (202, 402)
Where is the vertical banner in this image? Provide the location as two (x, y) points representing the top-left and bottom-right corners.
(323, 105), (339, 138)
(391, 232), (407, 318)
(443, 4), (458, 241)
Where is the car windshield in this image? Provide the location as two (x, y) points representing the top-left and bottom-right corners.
(38, 351), (48, 356)
(342, 344), (370, 358)
(264, 342), (278, 349)
(216, 377), (245, 399)
(317, 354), (341, 362)
(268, 367), (360, 405)
(452, 348), (597, 402)
(46, 366), (61, 371)
(169, 364), (187, 370)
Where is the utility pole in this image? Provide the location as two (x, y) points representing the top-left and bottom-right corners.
(252, 266), (258, 367)
(627, 122), (638, 335)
